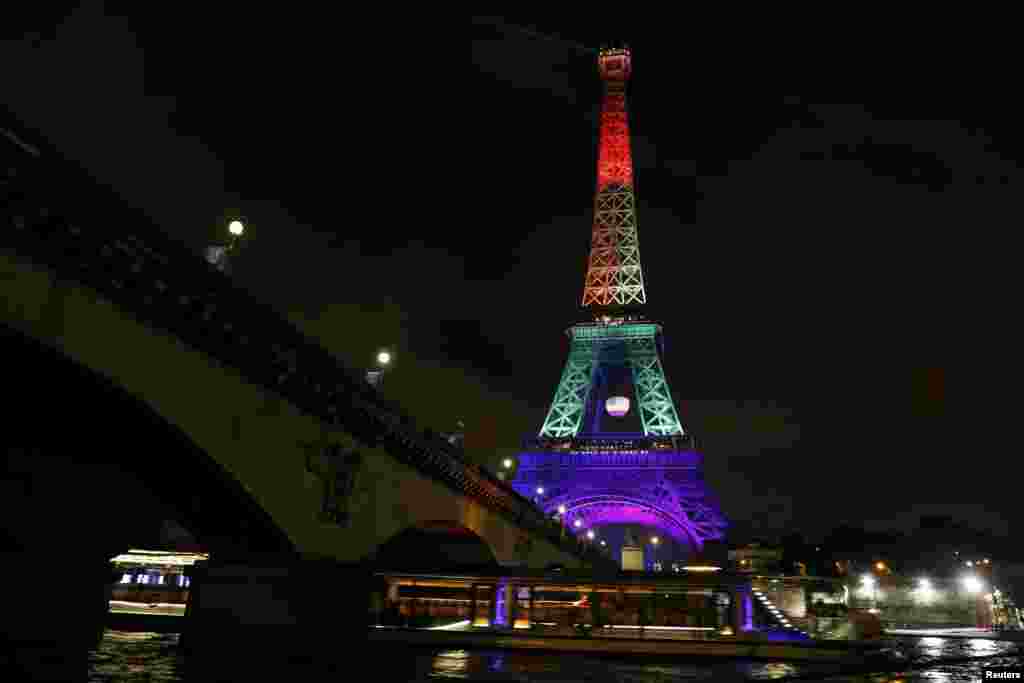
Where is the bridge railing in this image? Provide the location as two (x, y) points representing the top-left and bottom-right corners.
(0, 126), (594, 563)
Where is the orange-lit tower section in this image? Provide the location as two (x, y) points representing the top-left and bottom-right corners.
(582, 48), (645, 310)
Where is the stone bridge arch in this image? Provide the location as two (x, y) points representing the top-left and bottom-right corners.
(0, 323), (295, 559)
(374, 521), (499, 571)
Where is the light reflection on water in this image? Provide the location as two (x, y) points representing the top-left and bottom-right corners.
(71, 630), (1024, 681)
(432, 649), (470, 677)
(751, 661), (799, 679)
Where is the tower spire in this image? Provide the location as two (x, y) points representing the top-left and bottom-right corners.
(582, 47), (646, 312)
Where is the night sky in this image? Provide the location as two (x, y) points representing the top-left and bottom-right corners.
(2, 11), (1015, 544)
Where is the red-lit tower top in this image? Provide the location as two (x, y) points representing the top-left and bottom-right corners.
(595, 48), (633, 190)
(582, 47), (646, 310)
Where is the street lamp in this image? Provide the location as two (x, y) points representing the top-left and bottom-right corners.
(366, 349), (393, 389)
(861, 574), (877, 611)
(206, 218), (247, 273)
(915, 578), (935, 605)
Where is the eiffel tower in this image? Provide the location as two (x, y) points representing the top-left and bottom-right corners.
(511, 47), (727, 565)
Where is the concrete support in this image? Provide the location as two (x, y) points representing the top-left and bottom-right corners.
(0, 552), (113, 681)
(181, 556), (371, 659)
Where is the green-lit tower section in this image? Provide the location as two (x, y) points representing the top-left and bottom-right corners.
(538, 47), (684, 440)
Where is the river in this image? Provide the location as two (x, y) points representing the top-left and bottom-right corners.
(62, 629), (1022, 681)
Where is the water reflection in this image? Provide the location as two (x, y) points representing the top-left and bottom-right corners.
(432, 649), (470, 678)
(917, 637), (949, 657)
(965, 637), (1002, 656)
(74, 630), (1024, 682)
(749, 661), (799, 679)
(916, 672), (953, 682)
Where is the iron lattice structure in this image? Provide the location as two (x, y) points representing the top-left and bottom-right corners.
(513, 449), (726, 551)
(517, 47), (727, 553)
(582, 48), (645, 308)
(538, 323), (683, 438)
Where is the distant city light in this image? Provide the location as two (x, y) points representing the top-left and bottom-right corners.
(228, 220), (244, 236)
(861, 575), (875, 589)
(915, 578), (936, 604)
(586, 530), (595, 540)
(574, 519), (582, 528)
(502, 458), (513, 469)
(875, 562), (886, 571)
(651, 536), (659, 545)
(557, 505), (566, 514)
(966, 560), (973, 567)
(963, 576), (983, 594)
(536, 487), (544, 495)
(600, 540), (606, 546)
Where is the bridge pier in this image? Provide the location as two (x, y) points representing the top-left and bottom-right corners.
(181, 555), (372, 660)
(0, 551), (113, 681)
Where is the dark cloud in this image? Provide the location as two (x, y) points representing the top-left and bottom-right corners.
(4, 13), (1011, 541)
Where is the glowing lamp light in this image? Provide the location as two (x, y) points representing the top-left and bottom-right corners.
(600, 540), (607, 546)
(574, 519), (582, 528)
(228, 220), (245, 236)
(376, 350), (392, 366)
(861, 575), (875, 589)
(651, 536), (659, 545)
(557, 505), (566, 514)
(502, 458), (513, 469)
(586, 530), (595, 540)
(536, 487), (544, 495)
(963, 575), (983, 594)
(605, 396), (630, 417)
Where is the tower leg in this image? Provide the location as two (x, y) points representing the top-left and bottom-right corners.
(538, 345), (595, 439)
(629, 338), (684, 436)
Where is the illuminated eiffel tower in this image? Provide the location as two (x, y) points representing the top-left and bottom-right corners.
(512, 47), (727, 562)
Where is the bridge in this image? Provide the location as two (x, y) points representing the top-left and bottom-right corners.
(0, 121), (608, 651)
